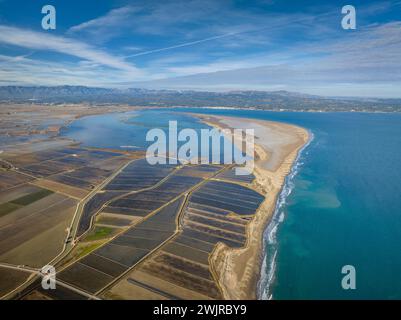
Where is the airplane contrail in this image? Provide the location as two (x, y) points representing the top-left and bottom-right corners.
(123, 10), (336, 60)
(124, 32), (239, 58)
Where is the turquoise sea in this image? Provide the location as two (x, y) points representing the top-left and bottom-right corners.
(61, 108), (401, 299)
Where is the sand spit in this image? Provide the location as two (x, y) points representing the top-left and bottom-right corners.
(194, 114), (309, 299)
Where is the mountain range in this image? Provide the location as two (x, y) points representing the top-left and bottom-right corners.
(1, 86), (400, 112)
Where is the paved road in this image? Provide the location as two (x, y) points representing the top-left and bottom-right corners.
(0, 262), (39, 273)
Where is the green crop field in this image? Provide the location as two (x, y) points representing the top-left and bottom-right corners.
(85, 226), (115, 241)
(10, 189), (53, 206)
(0, 202), (22, 217)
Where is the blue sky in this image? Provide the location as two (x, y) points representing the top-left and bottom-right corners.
(0, 0), (401, 97)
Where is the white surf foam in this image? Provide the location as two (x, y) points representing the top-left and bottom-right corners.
(257, 130), (314, 300)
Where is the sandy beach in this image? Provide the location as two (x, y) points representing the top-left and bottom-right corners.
(193, 114), (310, 299)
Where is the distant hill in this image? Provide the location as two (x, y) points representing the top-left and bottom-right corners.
(0, 86), (400, 112)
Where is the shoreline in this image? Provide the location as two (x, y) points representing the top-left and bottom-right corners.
(192, 113), (310, 299)
(258, 130), (314, 299)
(3, 102), (399, 114)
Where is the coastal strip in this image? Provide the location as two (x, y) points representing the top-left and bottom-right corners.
(193, 114), (310, 299)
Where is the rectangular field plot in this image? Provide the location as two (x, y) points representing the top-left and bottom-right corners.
(79, 253), (129, 277)
(122, 190), (177, 202)
(20, 161), (72, 177)
(154, 252), (213, 281)
(185, 221), (246, 245)
(192, 191), (260, 209)
(185, 212), (246, 234)
(173, 234), (215, 253)
(189, 195), (258, 215)
(108, 199), (165, 210)
(189, 180), (264, 216)
(58, 262), (115, 294)
(105, 174), (190, 217)
(174, 164), (222, 178)
(9, 188), (53, 206)
(0, 186), (54, 219)
(112, 270), (212, 300)
(104, 159), (176, 191)
(201, 180), (264, 200)
(112, 236), (164, 251)
(31, 285), (88, 300)
(195, 188), (262, 204)
(0, 171), (33, 191)
(181, 204), (248, 248)
(0, 184), (42, 204)
(181, 228), (244, 248)
(124, 228), (172, 240)
(48, 174), (94, 190)
(125, 278), (176, 300)
(32, 179), (89, 199)
(14, 147), (124, 180)
(6, 149), (69, 167)
(104, 202), (164, 218)
(95, 243), (150, 267)
(51, 156), (89, 166)
(186, 207), (248, 226)
(96, 214), (134, 227)
(0, 202), (22, 217)
(103, 206), (150, 216)
(215, 167), (255, 184)
(162, 242), (210, 265)
(50, 166), (113, 192)
(137, 221), (176, 232)
(140, 259), (222, 299)
(56, 147), (89, 155)
(187, 203), (232, 216)
(0, 267), (31, 297)
(198, 188), (264, 204)
(62, 150), (124, 166)
(84, 149), (124, 159)
(147, 197), (184, 224)
(154, 175), (203, 192)
(63, 166), (111, 181)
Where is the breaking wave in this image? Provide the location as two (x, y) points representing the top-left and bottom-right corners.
(257, 131), (314, 300)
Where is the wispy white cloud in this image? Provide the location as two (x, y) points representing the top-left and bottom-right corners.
(0, 53), (147, 87)
(69, 6), (137, 33)
(67, 6), (139, 43)
(133, 21), (401, 97)
(0, 25), (140, 73)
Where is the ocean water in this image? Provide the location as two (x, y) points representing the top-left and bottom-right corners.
(62, 108), (401, 299)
